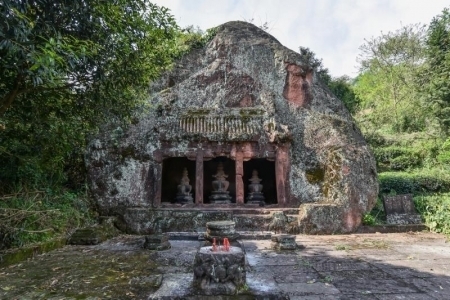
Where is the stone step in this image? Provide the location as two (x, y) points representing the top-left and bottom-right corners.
(154, 207), (300, 215)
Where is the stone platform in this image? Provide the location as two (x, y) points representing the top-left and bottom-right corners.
(116, 207), (300, 234)
(1, 232), (449, 299)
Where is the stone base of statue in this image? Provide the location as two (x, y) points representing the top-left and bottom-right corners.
(175, 194), (193, 204)
(209, 191), (232, 204)
(246, 192), (265, 205)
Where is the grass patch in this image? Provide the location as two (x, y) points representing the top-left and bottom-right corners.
(335, 244), (352, 251)
(360, 239), (390, 249)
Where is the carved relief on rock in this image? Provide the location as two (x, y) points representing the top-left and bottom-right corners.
(283, 63), (313, 107)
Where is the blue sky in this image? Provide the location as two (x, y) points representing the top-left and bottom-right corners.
(153, 0), (449, 77)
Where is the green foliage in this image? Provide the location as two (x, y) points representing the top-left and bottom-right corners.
(423, 8), (450, 135)
(0, 188), (93, 249)
(374, 146), (423, 171)
(362, 197), (386, 225)
(327, 76), (360, 114)
(0, 0), (180, 189)
(437, 138), (450, 164)
(414, 193), (450, 236)
(354, 24), (428, 134)
(172, 26), (218, 59)
(362, 213), (376, 225)
(296, 48), (359, 113)
(298, 46), (332, 85)
(379, 169), (450, 195)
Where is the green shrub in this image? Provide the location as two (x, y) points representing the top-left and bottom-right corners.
(362, 213), (376, 225)
(374, 146), (422, 171)
(379, 170), (450, 195)
(363, 197), (386, 225)
(414, 193), (450, 236)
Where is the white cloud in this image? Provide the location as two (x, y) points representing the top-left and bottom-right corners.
(153, 0), (448, 77)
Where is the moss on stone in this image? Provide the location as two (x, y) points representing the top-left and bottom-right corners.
(0, 238), (67, 268)
(305, 168), (325, 184)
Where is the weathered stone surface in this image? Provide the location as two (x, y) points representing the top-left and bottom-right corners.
(193, 246), (246, 295)
(383, 194), (422, 225)
(113, 207), (299, 234)
(85, 21), (378, 234)
(68, 216), (119, 245)
(271, 234), (297, 250)
(1, 233), (449, 299)
(205, 220), (239, 241)
(297, 203), (345, 234)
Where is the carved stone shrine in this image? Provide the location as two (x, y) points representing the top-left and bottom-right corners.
(86, 21), (379, 234)
(246, 169), (265, 205)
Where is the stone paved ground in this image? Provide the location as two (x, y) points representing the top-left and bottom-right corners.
(0, 231), (449, 299)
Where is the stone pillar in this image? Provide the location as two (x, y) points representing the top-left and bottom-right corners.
(235, 151), (244, 205)
(153, 151), (163, 207)
(275, 146), (289, 206)
(195, 150), (204, 204)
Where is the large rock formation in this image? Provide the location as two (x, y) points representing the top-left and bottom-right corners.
(86, 21), (378, 234)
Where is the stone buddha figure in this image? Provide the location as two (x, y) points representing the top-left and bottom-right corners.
(209, 162), (232, 203)
(175, 168), (193, 203)
(246, 169), (265, 204)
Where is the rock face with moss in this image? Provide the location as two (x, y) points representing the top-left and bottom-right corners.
(86, 21), (378, 234)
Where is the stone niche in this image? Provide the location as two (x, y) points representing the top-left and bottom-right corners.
(85, 21), (378, 234)
(153, 139), (289, 206)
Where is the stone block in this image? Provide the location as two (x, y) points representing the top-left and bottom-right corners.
(383, 194), (422, 225)
(205, 220), (240, 241)
(271, 234), (297, 250)
(193, 246), (246, 295)
(68, 216), (119, 245)
(143, 234), (171, 250)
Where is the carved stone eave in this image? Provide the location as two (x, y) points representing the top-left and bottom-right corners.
(156, 107), (278, 143)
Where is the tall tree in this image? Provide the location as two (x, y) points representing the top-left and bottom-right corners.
(354, 24), (427, 133)
(0, 0), (178, 116)
(424, 7), (450, 135)
(0, 0), (179, 189)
